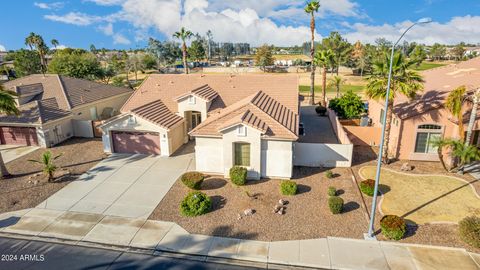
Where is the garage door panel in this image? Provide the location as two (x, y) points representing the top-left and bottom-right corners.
(0, 127), (38, 146)
(112, 131), (160, 155)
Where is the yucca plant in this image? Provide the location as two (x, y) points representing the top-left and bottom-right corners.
(29, 151), (62, 182)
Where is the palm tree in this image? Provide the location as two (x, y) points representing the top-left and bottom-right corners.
(465, 88), (480, 145)
(445, 86), (466, 141)
(431, 138), (455, 172)
(450, 140), (480, 173)
(25, 32), (48, 73)
(173, 27), (193, 74)
(366, 52), (424, 163)
(314, 49), (334, 106)
(329, 75), (346, 98)
(28, 151), (62, 182)
(51, 39), (59, 49)
(304, 1), (320, 105)
(0, 85), (20, 179)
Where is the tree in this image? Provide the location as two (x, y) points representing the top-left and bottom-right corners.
(126, 53), (144, 83)
(431, 138), (455, 172)
(51, 39), (59, 49)
(147, 38), (181, 67)
(351, 41), (367, 76)
(28, 151), (62, 182)
(329, 75), (346, 98)
(430, 43), (446, 60)
(48, 49), (103, 80)
(12, 49), (42, 77)
(466, 89), (480, 145)
(254, 44), (274, 71)
(304, 0), (320, 105)
(25, 32), (49, 73)
(90, 44), (97, 54)
(450, 140), (480, 173)
(366, 52), (424, 163)
(452, 42), (466, 61)
(173, 27), (193, 74)
(328, 89), (365, 119)
(0, 85), (20, 178)
(314, 49), (334, 106)
(188, 39), (206, 62)
(142, 54), (157, 70)
(322, 32), (352, 75)
(411, 45), (427, 67)
(445, 86), (467, 141)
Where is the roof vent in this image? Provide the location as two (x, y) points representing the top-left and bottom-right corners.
(169, 81), (174, 84)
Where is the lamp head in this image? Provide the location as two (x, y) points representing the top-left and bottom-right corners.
(417, 17), (432, 24)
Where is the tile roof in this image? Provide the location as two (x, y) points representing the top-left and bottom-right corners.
(218, 109), (269, 134)
(1, 74), (132, 124)
(388, 57), (480, 119)
(174, 84), (218, 102)
(131, 99), (184, 130)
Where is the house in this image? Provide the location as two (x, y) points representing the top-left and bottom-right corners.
(368, 57), (480, 162)
(0, 74), (133, 147)
(100, 74), (299, 179)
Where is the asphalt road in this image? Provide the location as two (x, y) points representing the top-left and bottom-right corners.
(0, 237), (265, 270)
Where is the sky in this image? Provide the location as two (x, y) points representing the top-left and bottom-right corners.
(1, 0), (480, 51)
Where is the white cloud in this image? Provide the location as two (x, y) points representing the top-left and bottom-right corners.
(83, 0), (123, 5)
(0, 44), (6, 51)
(45, 12), (101, 26)
(56, 44), (68, 49)
(344, 16), (480, 45)
(113, 33), (131, 45)
(98, 23), (114, 35)
(34, 2), (64, 10)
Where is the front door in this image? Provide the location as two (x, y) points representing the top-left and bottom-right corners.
(191, 112), (202, 129)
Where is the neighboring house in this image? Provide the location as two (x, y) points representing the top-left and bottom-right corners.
(0, 74), (133, 147)
(368, 57), (480, 162)
(100, 74), (299, 179)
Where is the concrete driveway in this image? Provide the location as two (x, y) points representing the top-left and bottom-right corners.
(0, 145), (39, 164)
(37, 152), (195, 219)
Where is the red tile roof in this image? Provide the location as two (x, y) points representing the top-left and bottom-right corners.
(131, 99), (183, 130)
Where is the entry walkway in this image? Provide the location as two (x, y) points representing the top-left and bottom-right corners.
(0, 208), (478, 270)
(298, 106), (339, 144)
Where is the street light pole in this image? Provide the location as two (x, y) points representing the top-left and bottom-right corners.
(366, 18), (432, 239)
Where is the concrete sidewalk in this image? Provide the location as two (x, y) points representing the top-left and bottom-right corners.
(0, 208), (478, 270)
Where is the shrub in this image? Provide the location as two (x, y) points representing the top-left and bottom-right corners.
(180, 191), (211, 217)
(229, 166), (247, 186)
(360, 179), (376, 196)
(325, 170), (334, 179)
(180, 172), (205, 190)
(327, 186), (336, 196)
(280, 180), (297, 195)
(380, 215), (407, 240)
(328, 90), (366, 119)
(328, 196), (344, 214)
(459, 216), (480, 248)
(315, 105), (327, 116)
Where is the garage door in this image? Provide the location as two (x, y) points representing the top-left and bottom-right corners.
(111, 131), (161, 155)
(0, 127), (39, 146)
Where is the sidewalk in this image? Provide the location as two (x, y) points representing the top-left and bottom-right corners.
(0, 208), (479, 270)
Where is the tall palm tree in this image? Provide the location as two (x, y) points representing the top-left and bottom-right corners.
(304, 1), (320, 105)
(465, 88), (480, 145)
(51, 39), (59, 49)
(25, 32), (48, 74)
(173, 27), (193, 74)
(366, 52), (424, 163)
(0, 85), (20, 179)
(314, 49), (334, 106)
(329, 75), (346, 98)
(445, 86), (466, 141)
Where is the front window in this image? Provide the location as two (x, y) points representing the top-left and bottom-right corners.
(234, 142), (250, 166)
(414, 125), (442, 154)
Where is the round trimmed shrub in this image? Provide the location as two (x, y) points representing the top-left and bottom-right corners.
(380, 215), (407, 240)
(229, 166), (247, 186)
(360, 179), (376, 196)
(327, 186), (336, 196)
(180, 191), (211, 217)
(459, 216), (480, 248)
(325, 170), (334, 179)
(180, 172), (205, 190)
(280, 180), (297, 195)
(328, 196), (344, 214)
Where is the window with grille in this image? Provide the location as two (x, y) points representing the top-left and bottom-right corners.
(234, 142), (250, 166)
(414, 124), (442, 153)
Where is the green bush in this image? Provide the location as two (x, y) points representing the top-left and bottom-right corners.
(315, 105), (327, 116)
(380, 215), (407, 240)
(180, 172), (205, 190)
(360, 179), (376, 196)
(325, 170), (334, 179)
(328, 196), (344, 214)
(180, 191), (211, 217)
(328, 90), (365, 119)
(280, 180), (297, 195)
(327, 186), (336, 196)
(459, 216), (480, 248)
(229, 166), (247, 186)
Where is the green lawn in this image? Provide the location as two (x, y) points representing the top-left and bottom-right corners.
(413, 62), (447, 71)
(299, 84), (365, 96)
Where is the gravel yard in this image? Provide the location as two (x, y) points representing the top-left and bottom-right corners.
(0, 138), (105, 214)
(149, 167), (368, 241)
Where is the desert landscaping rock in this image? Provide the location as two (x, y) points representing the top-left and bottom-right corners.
(243, 209), (254, 216)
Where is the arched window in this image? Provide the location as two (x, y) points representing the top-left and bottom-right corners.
(414, 124), (442, 154)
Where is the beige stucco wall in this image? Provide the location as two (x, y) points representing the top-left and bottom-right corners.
(167, 123), (186, 155)
(71, 93), (131, 121)
(195, 137), (224, 174)
(261, 140), (293, 178)
(39, 118), (74, 147)
(176, 95), (210, 129)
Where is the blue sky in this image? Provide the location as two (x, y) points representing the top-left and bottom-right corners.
(1, 0), (480, 51)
